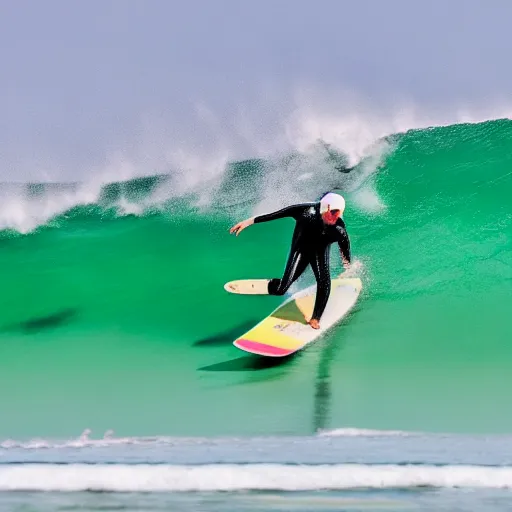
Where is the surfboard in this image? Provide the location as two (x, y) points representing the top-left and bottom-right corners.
(229, 277), (362, 357)
(224, 279), (270, 295)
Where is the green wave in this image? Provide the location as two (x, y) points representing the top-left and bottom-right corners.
(0, 119), (510, 439)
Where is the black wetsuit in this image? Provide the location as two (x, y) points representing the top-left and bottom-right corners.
(253, 202), (351, 321)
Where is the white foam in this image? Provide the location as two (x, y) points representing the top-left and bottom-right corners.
(0, 183), (101, 234)
(224, 90), (512, 216)
(0, 463), (511, 492)
(0, 425), (414, 452)
(0, 430), (156, 450)
(317, 428), (415, 438)
(1, 89), (511, 233)
(0, 425), (413, 451)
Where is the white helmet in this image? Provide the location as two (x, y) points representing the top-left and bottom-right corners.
(319, 192), (345, 215)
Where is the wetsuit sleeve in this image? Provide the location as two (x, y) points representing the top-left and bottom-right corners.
(335, 224), (351, 263)
(253, 204), (306, 224)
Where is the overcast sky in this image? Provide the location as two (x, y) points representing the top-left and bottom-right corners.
(1, 0), (511, 181)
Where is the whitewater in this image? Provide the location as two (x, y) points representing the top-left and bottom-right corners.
(0, 102), (510, 234)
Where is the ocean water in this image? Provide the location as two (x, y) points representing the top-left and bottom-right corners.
(0, 119), (511, 509)
(2, 430), (512, 510)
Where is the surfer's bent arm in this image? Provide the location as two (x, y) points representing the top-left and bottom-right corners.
(335, 225), (351, 268)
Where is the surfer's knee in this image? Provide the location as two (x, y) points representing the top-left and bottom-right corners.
(268, 278), (287, 295)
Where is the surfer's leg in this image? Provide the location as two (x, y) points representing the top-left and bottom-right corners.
(310, 247), (331, 323)
(268, 248), (309, 296)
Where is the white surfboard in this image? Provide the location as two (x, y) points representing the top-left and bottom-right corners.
(224, 279), (270, 295)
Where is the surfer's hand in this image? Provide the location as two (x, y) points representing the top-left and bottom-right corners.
(338, 261), (351, 278)
(230, 218), (254, 236)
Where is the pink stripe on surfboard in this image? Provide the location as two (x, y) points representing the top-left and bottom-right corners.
(235, 339), (294, 357)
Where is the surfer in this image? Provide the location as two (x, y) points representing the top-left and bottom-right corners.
(229, 192), (351, 330)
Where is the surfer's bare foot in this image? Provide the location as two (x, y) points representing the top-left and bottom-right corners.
(308, 319), (320, 329)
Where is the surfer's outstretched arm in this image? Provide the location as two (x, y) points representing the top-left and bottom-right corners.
(253, 204), (305, 224)
(229, 204), (306, 236)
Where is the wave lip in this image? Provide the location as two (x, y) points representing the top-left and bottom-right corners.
(0, 430), (166, 450)
(1, 463), (512, 492)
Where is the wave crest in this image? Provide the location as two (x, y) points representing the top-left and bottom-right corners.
(0, 463), (511, 492)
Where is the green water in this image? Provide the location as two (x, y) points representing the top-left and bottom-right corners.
(0, 120), (510, 439)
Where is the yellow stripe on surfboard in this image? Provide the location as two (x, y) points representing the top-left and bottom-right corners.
(232, 277), (363, 356)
